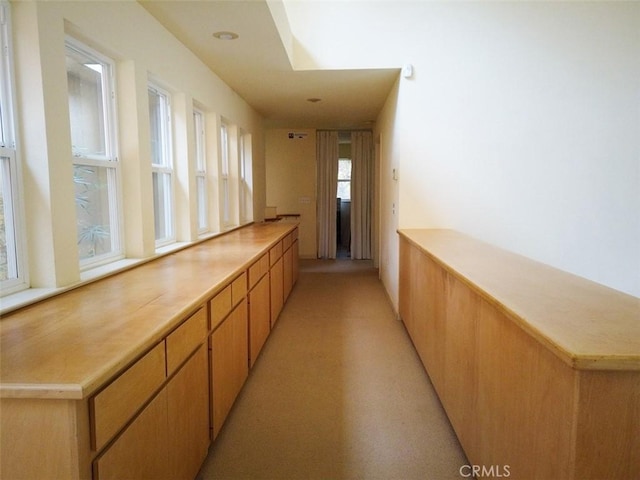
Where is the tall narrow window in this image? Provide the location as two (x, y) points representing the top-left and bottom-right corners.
(66, 39), (122, 268)
(0, 3), (25, 295)
(239, 131), (252, 223)
(220, 122), (230, 227)
(193, 108), (207, 233)
(337, 158), (352, 200)
(148, 83), (174, 246)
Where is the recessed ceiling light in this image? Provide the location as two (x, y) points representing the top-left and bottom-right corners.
(306, 98), (322, 103)
(213, 31), (238, 40)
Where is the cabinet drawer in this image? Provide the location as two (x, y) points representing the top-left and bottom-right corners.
(210, 285), (232, 330)
(283, 232), (292, 251)
(248, 254), (269, 289)
(231, 273), (247, 306)
(269, 241), (283, 266)
(166, 307), (207, 376)
(91, 342), (166, 451)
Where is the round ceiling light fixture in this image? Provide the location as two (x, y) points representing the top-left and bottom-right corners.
(213, 31), (239, 40)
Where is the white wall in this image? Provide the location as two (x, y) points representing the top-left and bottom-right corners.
(286, 0), (640, 300)
(371, 3), (640, 303)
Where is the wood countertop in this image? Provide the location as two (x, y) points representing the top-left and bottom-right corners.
(398, 229), (640, 371)
(0, 223), (297, 400)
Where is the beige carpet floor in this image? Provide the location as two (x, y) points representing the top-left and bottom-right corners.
(197, 259), (468, 480)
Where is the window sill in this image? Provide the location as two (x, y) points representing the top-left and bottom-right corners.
(0, 225), (250, 316)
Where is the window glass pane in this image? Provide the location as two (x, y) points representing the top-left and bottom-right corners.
(66, 49), (107, 157)
(222, 178), (229, 225)
(194, 111), (205, 172)
(220, 124), (229, 176)
(337, 180), (351, 201)
(337, 159), (351, 200)
(152, 171), (172, 241)
(197, 176), (207, 230)
(149, 89), (170, 167)
(74, 164), (116, 260)
(338, 159), (352, 180)
(0, 157), (16, 280)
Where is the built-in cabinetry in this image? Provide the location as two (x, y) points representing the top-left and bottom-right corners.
(398, 229), (640, 480)
(91, 305), (209, 477)
(0, 223), (299, 480)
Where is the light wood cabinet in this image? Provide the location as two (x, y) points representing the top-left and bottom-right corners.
(167, 345), (210, 480)
(90, 342), (166, 452)
(211, 299), (249, 439)
(166, 307), (207, 376)
(1, 223), (300, 480)
(283, 243), (293, 302)
(398, 229), (640, 479)
(93, 310), (210, 480)
(249, 274), (270, 367)
(211, 285), (232, 330)
(93, 388), (170, 480)
(270, 256), (284, 326)
(248, 253), (269, 289)
(292, 239), (299, 284)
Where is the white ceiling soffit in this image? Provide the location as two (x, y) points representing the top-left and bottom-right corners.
(139, 0), (399, 129)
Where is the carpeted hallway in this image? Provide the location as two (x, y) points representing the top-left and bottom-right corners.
(197, 259), (468, 480)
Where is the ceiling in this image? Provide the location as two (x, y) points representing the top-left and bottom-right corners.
(139, 0), (399, 129)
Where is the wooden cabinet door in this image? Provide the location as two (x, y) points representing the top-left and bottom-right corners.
(283, 246), (293, 302)
(292, 239), (299, 284)
(167, 345), (210, 480)
(93, 389), (170, 480)
(211, 299), (249, 439)
(249, 274), (270, 368)
(270, 257), (284, 326)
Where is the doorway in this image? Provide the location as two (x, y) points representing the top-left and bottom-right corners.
(337, 134), (352, 258)
(317, 130), (372, 260)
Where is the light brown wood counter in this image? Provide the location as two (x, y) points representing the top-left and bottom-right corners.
(398, 228), (639, 479)
(399, 228), (640, 370)
(0, 222), (297, 400)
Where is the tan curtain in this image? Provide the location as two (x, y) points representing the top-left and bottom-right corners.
(350, 131), (373, 259)
(316, 130), (339, 258)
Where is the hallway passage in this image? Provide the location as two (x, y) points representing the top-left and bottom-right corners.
(197, 259), (468, 480)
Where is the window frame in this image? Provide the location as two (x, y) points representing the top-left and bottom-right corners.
(148, 82), (175, 247)
(219, 121), (231, 228)
(238, 130), (252, 224)
(337, 157), (352, 201)
(0, 0), (28, 295)
(193, 107), (208, 234)
(65, 36), (123, 270)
